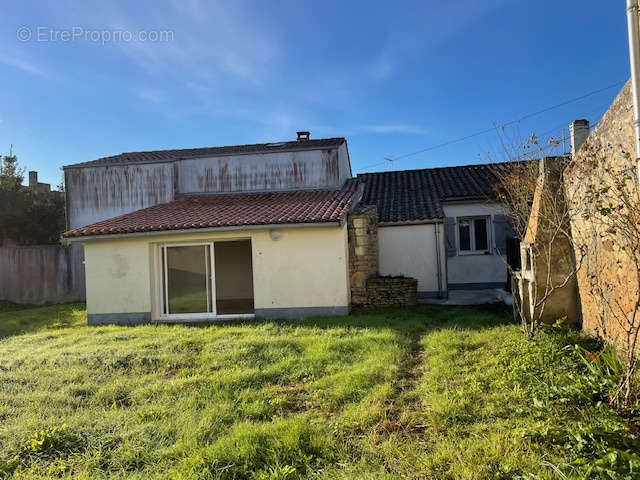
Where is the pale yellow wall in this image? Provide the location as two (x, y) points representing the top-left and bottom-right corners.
(84, 240), (153, 315)
(82, 225), (349, 317)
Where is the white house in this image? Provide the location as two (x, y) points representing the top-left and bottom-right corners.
(358, 164), (514, 299)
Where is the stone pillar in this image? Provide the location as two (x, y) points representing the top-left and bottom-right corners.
(347, 206), (378, 306)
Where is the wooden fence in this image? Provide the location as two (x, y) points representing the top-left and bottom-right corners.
(0, 244), (85, 304)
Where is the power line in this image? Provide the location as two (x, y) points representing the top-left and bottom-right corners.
(357, 80), (624, 171)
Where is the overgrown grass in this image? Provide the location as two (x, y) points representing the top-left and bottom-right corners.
(0, 303), (86, 338)
(0, 304), (637, 479)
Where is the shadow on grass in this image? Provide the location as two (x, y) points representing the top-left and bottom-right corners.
(161, 303), (517, 337)
(0, 302), (87, 339)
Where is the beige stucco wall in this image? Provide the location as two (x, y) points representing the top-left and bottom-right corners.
(443, 202), (509, 286)
(83, 225), (350, 318)
(378, 224), (446, 295)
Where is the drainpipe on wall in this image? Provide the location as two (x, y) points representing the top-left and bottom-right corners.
(434, 223), (443, 298)
(626, 0), (640, 192)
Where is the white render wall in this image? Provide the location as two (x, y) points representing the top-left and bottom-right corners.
(443, 202), (508, 287)
(377, 224), (446, 296)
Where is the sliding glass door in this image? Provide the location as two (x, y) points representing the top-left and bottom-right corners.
(159, 240), (254, 319)
(163, 245), (212, 315)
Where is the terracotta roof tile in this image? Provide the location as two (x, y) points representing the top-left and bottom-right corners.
(63, 179), (361, 238)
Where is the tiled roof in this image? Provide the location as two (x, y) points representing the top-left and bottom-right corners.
(358, 163), (516, 223)
(64, 138), (346, 169)
(63, 179), (361, 238)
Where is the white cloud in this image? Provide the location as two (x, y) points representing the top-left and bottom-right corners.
(0, 53), (47, 77)
(102, 0), (279, 85)
(358, 123), (431, 135)
(136, 87), (167, 104)
(367, 0), (507, 81)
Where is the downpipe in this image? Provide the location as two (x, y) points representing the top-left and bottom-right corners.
(626, 0), (640, 194)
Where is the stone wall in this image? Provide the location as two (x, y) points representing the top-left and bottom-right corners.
(564, 80), (640, 348)
(347, 206), (378, 305)
(362, 276), (418, 308)
(518, 157), (580, 325)
(347, 206), (418, 308)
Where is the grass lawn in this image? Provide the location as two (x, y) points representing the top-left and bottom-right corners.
(0, 303), (638, 479)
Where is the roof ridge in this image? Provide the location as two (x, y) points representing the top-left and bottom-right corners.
(65, 137), (347, 169)
(357, 159), (527, 177)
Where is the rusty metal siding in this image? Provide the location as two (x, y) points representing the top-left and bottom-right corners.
(0, 245), (85, 304)
(337, 143), (352, 182)
(65, 163), (174, 229)
(65, 145), (352, 230)
(177, 149), (345, 194)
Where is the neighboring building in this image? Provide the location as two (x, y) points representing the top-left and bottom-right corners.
(27, 171), (54, 195)
(63, 134), (359, 324)
(358, 164), (514, 299)
(515, 155), (581, 326)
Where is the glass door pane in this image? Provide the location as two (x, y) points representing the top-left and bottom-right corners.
(165, 245), (211, 314)
(214, 240), (254, 314)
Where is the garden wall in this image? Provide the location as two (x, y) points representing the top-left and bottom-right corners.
(564, 80), (640, 348)
(0, 244), (85, 304)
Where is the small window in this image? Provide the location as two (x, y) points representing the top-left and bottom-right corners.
(457, 216), (491, 254)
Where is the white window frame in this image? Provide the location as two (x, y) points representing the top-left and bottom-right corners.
(154, 241), (255, 321)
(456, 216), (491, 255)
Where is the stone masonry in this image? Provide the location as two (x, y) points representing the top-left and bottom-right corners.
(347, 206), (378, 305)
(564, 80), (640, 349)
(347, 206), (418, 308)
(364, 276), (418, 308)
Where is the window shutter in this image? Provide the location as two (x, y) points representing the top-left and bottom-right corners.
(493, 215), (513, 254)
(444, 217), (457, 257)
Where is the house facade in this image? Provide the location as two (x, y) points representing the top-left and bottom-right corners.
(358, 165), (514, 299)
(63, 133), (516, 325)
(63, 135), (359, 324)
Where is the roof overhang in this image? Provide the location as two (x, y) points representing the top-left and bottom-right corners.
(378, 218), (443, 227)
(62, 221), (342, 243)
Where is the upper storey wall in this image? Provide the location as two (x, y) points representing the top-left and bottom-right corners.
(65, 144), (351, 229)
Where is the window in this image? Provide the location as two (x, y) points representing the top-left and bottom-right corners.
(457, 216), (490, 254)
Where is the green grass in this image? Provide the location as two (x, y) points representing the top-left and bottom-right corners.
(0, 304), (637, 479)
(0, 303), (86, 338)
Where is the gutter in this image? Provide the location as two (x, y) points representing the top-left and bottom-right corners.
(627, 0), (640, 192)
(62, 221), (341, 243)
(378, 219), (442, 227)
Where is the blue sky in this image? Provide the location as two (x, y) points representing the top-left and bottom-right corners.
(0, 1), (631, 186)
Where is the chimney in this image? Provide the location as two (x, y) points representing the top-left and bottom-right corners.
(569, 119), (589, 157)
(28, 171), (38, 188)
(296, 131), (310, 141)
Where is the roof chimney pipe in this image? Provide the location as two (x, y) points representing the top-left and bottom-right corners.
(569, 119), (589, 157)
(28, 171), (38, 188)
(296, 131), (310, 141)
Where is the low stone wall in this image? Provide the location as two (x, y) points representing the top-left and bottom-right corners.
(361, 276), (418, 308)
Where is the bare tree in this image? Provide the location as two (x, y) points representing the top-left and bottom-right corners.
(489, 128), (583, 338)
